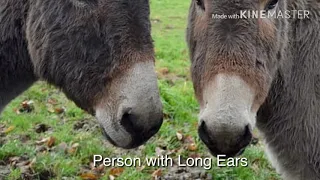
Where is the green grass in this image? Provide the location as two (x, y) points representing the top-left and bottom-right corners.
(0, 0), (279, 179)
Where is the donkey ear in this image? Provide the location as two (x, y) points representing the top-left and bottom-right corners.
(315, 74), (320, 99)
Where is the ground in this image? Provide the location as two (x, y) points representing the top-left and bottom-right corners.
(0, 0), (280, 179)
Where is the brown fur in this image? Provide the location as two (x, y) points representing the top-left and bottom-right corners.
(187, 0), (320, 178)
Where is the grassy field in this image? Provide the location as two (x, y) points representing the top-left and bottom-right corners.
(0, 0), (279, 179)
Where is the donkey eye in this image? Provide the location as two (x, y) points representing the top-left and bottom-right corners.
(195, 0), (205, 10)
(266, 0), (279, 10)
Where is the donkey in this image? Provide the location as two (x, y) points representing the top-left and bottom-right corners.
(187, 0), (320, 179)
(0, 0), (163, 149)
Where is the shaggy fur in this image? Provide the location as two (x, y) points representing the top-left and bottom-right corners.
(187, 0), (320, 179)
(0, 0), (163, 149)
(0, 0), (153, 113)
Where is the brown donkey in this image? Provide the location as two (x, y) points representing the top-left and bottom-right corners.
(0, 0), (163, 149)
(187, 0), (320, 179)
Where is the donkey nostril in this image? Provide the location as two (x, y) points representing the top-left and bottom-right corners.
(120, 112), (141, 134)
(198, 121), (211, 144)
(239, 124), (252, 147)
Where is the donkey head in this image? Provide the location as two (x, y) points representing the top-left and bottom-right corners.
(187, 0), (289, 156)
(26, 0), (163, 149)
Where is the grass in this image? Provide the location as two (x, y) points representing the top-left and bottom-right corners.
(0, 0), (279, 179)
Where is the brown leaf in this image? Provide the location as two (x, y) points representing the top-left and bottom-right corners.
(35, 137), (49, 145)
(47, 98), (58, 105)
(54, 107), (65, 114)
(151, 169), (162, 178)
(19, 100), (34, 113)
(80, 172), (99, 180)
(93, 164), (105, 173)
(187, 143), (197, 151)
(176, 131), (183, 141)
(109, 167), (124, 177)
(158, 68), (169, 75)
(47, 136), (56, 148)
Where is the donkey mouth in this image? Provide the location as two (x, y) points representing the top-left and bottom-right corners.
(206, 144), (247, 158)
(198, 121), (251, 158)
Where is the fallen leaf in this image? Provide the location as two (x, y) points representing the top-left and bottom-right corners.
(80, 172), (98, 180)
(35, 137), (49, 145)
(176, 131), (184, 141)
(47, 106), (55, 113)
(4, 126), (15, 134)
(151, 169), (162, 178)
(19, 100), (34, 113)
(54, 107), (65, 114)
(109, 167), (124, 177)
(158, 68), (169, 75)
(47, 136), (56, 148)
(92, 164), (105, 173)
(47, 98), (58, 105)
(187, 143), (197, 151)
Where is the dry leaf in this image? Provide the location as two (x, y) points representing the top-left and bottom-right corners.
(47, 136), (56, 148)
(47, 107), (55, 113)
(187, 143), (197, 151)
(151, 169), (162, 178)
(94, 164), (105, 173)
(54, 107), (65, 114)
(19, 100), (34, 113)
(109, 167), (124, 177)
(158, 68), (169, 75)
(35, 137), (49, 145)
(47, 98), (58, 105)
(176, 131), (183, 141)
(4, 126), (15, 134)
(80, 172), (98, 180)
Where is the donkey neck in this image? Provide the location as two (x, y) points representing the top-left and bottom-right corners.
(256, 1), (320, 177)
